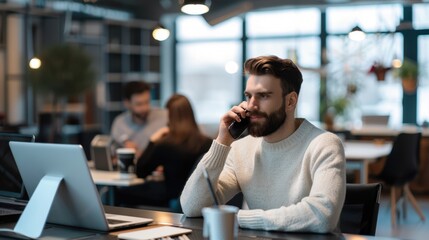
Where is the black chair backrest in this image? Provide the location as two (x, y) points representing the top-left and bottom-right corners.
(379, 132), (421, 185)
(340, 183), (382, 236)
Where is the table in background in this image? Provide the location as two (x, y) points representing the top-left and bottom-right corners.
(91, 169), (144, 205)
(344, 140), (392, 184)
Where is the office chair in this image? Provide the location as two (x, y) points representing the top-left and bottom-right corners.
(340, 183), (382, 236)
(376, 132), (425, 227)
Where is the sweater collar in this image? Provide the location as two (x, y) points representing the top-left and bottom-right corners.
(261, 118), (313, 151)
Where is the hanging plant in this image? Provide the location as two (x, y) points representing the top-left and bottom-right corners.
(397, 59), (418, 94)
(368, 62), (391, 81)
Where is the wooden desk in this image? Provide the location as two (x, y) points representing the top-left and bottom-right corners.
(91, 169), (144, 205)
(105, 206), (400, 240)
(344, 141), (392, 184)
(0, 206), (400, 239)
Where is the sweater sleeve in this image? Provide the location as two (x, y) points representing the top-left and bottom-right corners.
(180, 140), (240, 217)
(135, 141), (158, 178)
(237, 133), (346, 233)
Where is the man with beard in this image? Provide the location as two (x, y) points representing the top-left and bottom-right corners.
(111, 81), (167, 158)
(180, 56), (346, 233)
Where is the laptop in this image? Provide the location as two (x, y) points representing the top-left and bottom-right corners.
(0, 133), (34, 223)
(9, 141), (152, 234)
(361, 114), (390, 125)
(91, 135), (116, 171)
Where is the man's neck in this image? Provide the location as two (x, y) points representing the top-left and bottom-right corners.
(130, 114), (146, 125)
(263, 117), (301, 143)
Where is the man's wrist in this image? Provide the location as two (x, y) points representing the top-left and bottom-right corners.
(215, 135), (234, 146)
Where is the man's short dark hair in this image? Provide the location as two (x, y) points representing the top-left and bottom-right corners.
(244, 55), (303, 95)
(123, 81), (151, 100)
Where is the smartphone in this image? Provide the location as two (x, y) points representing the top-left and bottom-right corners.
(228, 116), (250, 139)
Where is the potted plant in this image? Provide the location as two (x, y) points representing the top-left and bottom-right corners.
(397, 59), (418, 93)
(29, 43), (95, 142)
(324, 96), (350, 130)
(368, 61), (391, 81)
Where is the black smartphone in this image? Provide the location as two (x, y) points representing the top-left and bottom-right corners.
(228, 116), (250, 139)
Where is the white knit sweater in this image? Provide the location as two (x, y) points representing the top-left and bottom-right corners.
(180, 119), (346, 233)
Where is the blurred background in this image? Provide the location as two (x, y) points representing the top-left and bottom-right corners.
(0, 0), (428, 147)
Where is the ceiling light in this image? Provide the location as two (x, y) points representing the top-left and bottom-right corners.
(348, 25), (366, 41)
(180, 0), (211, 15)
(29, 57), (42, 69)
(152, 25), (170, 41)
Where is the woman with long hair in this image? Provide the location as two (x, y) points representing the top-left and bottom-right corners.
(116, 94), (212, 210)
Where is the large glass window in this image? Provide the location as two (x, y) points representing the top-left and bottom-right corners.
(177, 41), (242, 124)
(175, 3), (424, 127)
(413, 3), (429, 30)
(176, 16), (242, 124)
(176, 16), (242, 41)
(326, 5), (404, 127)
(327, 4), (403, 33)
(246, 8), (320, 37)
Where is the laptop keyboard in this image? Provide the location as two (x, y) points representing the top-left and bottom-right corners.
(107, 218), (130, 225)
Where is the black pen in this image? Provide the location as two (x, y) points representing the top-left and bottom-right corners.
(202, 165), (219, 206)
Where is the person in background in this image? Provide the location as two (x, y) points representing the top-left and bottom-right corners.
(116, 94), (212, 210)
(111, 81), (167, 158)
(180, 55), (346, 233)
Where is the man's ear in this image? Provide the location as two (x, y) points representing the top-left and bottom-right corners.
(285, 92), (298, 111)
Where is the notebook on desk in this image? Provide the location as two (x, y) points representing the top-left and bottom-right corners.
(0, 132), (35, 223)
(9, 141), (153, 233)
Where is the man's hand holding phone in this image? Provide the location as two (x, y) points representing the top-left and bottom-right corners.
(216, 102), (250, 146)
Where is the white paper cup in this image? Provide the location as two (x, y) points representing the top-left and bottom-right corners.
(202, 205), (239, 240)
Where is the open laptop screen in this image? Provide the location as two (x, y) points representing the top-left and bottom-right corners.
(0, 133), (35, 199)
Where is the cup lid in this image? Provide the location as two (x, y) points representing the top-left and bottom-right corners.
(116, 148), (136, 154)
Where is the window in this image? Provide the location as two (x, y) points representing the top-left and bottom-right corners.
(246, 8), (320, 36)
(174, 3), (423, 127)
(176, 16), (242, 41)
(176, 16), (242, 124)
(326, 5), (404, 127)
(327, 4), (402, 33)
(413, 3), (429, 30)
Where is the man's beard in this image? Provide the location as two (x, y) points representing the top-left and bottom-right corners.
(248, 101), (286, 137)
(132, 111), (148, 123)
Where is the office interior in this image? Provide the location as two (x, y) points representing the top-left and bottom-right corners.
(1, 0), (429, 239)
